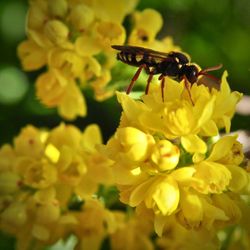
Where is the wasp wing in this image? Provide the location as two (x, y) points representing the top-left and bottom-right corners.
(197, 75), (221, 90)
(111, 45), (172, 62)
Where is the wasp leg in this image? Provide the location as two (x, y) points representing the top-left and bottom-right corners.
(183, 76), (194, 105)
(145, 73), (154, 94)
(158, 74), (165, 102)
(126, 64), (147, 94)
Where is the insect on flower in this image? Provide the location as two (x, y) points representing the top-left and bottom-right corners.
(112, 45), (222, 102)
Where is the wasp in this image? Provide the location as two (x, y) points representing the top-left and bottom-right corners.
(112, 45), (222, 102)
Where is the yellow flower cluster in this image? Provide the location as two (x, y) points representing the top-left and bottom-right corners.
(18, 0), (135, 119)
(18, 0), (180, 120)
(0, 123), (118, 249)
(102, 72), (249, 239)
(9, 0), (250, 249)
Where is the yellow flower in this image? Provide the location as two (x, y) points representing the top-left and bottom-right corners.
(205, 135), (249, 194)
(150, 176), (179, 215)
(75, 34), (101, 57)
(212, 193), (242, 226)
(44, 20), (69, 46)
(72, 199), (117, 250)
(207, 135), (244, 165)
(0, 122), (117, 249)
(110, 212), (154, 250)
(117, 87), (214, 154)
(17, 40), (47, 71)
(57, 146), (87, 186)
(104, 127), (155, 165)
(68, 3), (94, 31)
(26, 0), (48, 30)
(48, 0), (68, 18)
(150, 140), (180, 171)
(23, 159), (57, 189)
(18, 0), (140, 119)
(178, 190), (203, 229)
(192, 161), (231, 194)
(129, 9), (163, 46)
(57, 80), (87, 119)
(47, 123), (82, 150)
(103, 77), (245, 238)
(89, 0), (139, 23)
(120, 175), (179, 216)
(36, 69), (67, 107)
(48, 48), (85, 77)
(94, 21), (126, 50)
(211, 71), (243, 133)
(0, 171), (20, 195)
(0, 144), (16, 171)
(1, 201), (27, 228)
(156, 216), (220, 250)
(14, 125), (44, 159)
(91, 69), (114, 101)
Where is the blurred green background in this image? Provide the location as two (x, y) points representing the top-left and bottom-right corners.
(0, 0), (250, 249)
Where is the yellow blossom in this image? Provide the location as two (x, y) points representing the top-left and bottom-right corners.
(1, 202), (27, 228)
(192, 161), (231, 194)
(18, 0), (140, 119)
(212, 193), (242, 227)
(91, 69), (113, 101)
(129, 8), (163, 46)
(47, 123), (82, 150)
(18, 0), (182, 120)
(150, 176), (179, 215)
(14, 125), (44, 158)
(68, 3), (94, 31)
(44, 20), (69, 46)
(57, 146), (87, 186)
(57, 80), (87, 119)
(26, 0), (48, 30)
(36, 69), (67, 107)
(211, 71), (243, 133)
(0, 144), (16, 171)
(0, 172), (20, 195)
(102, 77), (245, 239)
(0, 122), (115, 249)
(110, 212), (154, 250)
(48, 0), (68, 18)
(117, 87), (215, 154)
(72, 199), (117, 250)
(94, 21), (126, 50)
(75, 34), (101, 57)
(156, 216), (220, 250)
(89, 0), (139, 23)
(150, 140), (180, 171)
(17, 40), (47, 71)
(104, 127), (155, 165)
(23, 159), (57, 189)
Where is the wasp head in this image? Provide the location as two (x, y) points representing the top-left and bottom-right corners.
(180, 65), (199, 84)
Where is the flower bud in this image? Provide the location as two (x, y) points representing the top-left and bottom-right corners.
(0, 172), (20, 194)
(48, 0), (68, 18)
(151, 140), (180, 171)
(69, 4), (94, 31)
(44, 20), (69, 45)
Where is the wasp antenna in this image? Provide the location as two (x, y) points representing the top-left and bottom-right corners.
(198, 64), (223, 75)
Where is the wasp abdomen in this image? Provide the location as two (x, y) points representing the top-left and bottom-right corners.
(117, 52), (143, 66)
